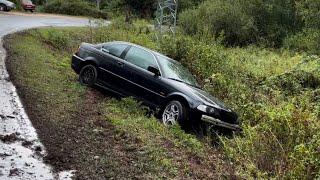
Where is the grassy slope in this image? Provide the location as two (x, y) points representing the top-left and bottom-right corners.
(4, 29), (227, 179)
(4, 21), (320, 179)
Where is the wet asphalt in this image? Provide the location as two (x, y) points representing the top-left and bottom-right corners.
(0, 12), (90, 180)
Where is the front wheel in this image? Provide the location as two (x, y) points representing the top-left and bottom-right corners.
(161, 101), (188, 127)
(79, 64), (98, 87)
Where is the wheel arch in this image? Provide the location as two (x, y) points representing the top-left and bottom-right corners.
(79, 57), (99, 71)
(163, 93), (193, 111)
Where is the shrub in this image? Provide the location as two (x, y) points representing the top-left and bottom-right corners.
(100, 0), (204, 18)
(42, 0), (108, 19)
(179, 0), (301, 47)
(179, 0), (257, 46)
(265, 70), (320, 95)
(296, 0), (320, 29)
(284, 28), (320, 55)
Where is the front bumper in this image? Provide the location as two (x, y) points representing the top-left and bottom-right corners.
(201, 115), (241, 131)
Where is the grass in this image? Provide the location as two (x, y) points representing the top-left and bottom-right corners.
(4, 18), (320, 179)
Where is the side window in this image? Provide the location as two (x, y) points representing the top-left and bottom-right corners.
(124, 47), (157, 70)
(102, 44), (127, 58)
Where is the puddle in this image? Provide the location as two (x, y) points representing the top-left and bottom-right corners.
(0, 142), (54, 179)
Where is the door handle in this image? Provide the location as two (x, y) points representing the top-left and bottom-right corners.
(117, 61), (124, 67)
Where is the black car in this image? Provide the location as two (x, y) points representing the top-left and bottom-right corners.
(71, 41), (241, 131)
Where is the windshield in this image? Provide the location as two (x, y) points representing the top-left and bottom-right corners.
(157, 55), (199, 87)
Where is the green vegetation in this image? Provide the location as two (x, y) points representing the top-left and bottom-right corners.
(100, 0), (203, 18)
(5, 0), (320, 178)
(5, 27), (228, 179)
(6, 17), (320, 178)
(42, 0), (108, 19)
(161, 34), (320, 179)
(33, 0), (320, 53)
(32, 0), (203, 19)
(179, 0), (320, 50)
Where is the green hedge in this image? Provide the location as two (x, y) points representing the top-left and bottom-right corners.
(179, 0), (300, 47)
(42, 0), (108, 19)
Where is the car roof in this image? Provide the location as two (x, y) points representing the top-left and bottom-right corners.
(107, 41), (168, 59)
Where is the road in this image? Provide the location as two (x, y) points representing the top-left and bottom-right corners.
(0, 12), (90, 180)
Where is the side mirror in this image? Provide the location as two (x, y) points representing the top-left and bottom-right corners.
(147, 66), (160, 76)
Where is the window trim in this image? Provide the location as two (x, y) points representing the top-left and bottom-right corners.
(101, 43), (129, 58)
(123, 45), (162, 76)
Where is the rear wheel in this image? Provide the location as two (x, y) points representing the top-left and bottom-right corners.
(161, 101), (188, 127)
(0, 4), (7, 11)
(79, 64), (98, 87)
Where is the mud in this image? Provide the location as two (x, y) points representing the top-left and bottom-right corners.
(0, 12), (91, 179)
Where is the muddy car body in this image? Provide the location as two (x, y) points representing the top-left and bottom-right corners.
(72, 41), (241, 131)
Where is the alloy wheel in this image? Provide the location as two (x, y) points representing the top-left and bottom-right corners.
(162, 103), (180, 126)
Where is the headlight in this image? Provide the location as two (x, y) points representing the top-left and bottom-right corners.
(197, 104), (215, 114)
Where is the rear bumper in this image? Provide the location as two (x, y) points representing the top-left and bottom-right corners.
(201, 115), (241, 131)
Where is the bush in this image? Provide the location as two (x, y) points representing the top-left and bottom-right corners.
(179, 0), (257, 46)
(100, 0), (204, 18)
(42, 0), (108, 19)
(265, 70), (320, 95)
(179, 0), (301, 47)
(296, 0), (320, 29)
(284, 28), (320, 55)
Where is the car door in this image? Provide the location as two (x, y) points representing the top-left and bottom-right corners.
(98, 43), (129, 94)
(122, 46), (167, 106)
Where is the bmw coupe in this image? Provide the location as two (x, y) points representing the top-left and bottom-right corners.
(71, 41), (241, 132)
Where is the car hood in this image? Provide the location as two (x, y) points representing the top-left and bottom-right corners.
(165, 78), (231, 111)
(189, 86), (231, 110)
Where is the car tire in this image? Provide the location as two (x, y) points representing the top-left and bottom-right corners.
(0, 4), (7, 11)
(161, 100), (188, 127)
(79, 64), (98, 87)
